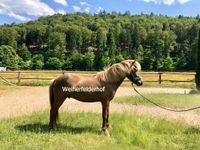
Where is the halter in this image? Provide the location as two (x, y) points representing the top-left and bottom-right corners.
(127, 70), (141, 83)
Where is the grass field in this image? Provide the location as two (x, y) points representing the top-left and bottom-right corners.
(114, 94), (200, 110)
(0, 111), (200, 150)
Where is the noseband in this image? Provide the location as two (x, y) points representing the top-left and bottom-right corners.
(127, 70), (141, 83)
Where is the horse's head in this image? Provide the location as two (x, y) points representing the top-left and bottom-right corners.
(126, 60), (143, 86)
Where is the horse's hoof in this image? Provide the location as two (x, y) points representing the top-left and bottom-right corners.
(49, 124), (58, 131)
(102, 129), (110, 137)
(108, 124), (112, 130)
(49, 127), (53, 132)
(104, 129), (110, 137)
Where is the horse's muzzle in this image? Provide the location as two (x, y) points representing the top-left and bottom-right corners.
(135, 80), (143, 86)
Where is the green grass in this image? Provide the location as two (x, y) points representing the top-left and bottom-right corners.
(121, 81), (195, 88)
(114, 94), (200, 110)
(0, 112), (200, 150)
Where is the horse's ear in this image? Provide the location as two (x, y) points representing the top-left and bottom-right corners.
(109, 63), (113, 67)
(131, 60), (139, 71)
(130, 60), (136, 67)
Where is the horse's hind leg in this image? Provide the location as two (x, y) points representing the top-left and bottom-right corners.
(49, 107), (57, 130)
(49, 95), (65, 130)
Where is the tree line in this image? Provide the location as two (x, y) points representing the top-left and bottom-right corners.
(0, 12), (200, 71)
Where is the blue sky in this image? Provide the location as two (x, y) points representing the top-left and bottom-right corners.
(0, 0), (199, 25)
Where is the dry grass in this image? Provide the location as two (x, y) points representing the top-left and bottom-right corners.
(0, 71), (195, 88)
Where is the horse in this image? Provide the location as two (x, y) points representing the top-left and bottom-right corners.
(49, 60), (143, 136)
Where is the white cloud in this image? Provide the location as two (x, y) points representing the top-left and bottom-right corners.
(0, 6), (31, 21)
(84, 7), (90, 13)
(73, 6), (81, 12)
(0, 0), (56, 21)
(8, 12), (31, 21)
(72, 2), (103, 14)
(96, 6), (104, 13)
(80, 1), (91, 7)
(141, 0), (190, 5)
(53, 0), (68, 6)
(57, 9), (66, 15)
(177, 0), (190, 4)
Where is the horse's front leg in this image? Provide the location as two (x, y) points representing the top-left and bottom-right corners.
(101, 100), (110, 136)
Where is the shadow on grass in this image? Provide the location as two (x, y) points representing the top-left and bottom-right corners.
(184, 127), (200, 134)
(15, 123), (98, 134)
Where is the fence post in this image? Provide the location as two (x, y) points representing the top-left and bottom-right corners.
(17, 72), (21, 85)
(158, 72), (162, 84)
(62, 71), (65, 75)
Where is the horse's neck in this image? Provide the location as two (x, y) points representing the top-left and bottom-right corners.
(97, 64), (128, 90)
(99, 75), (126, 92)
(112, 76), (126, 91)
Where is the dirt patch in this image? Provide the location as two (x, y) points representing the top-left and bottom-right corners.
(1, 86), (199, 128)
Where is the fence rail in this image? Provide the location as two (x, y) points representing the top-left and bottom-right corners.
(0, 71), (196, 85)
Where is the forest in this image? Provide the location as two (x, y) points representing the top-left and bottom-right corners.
(0, 12), (200, 71)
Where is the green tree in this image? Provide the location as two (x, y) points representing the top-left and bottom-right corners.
(0, 13), (199, 71)
(15, 26), (27, 47)
(159, 56), (175, 71)
(101, 52), (111, 68)
(70, 51), (83, 70)
(66, 26), (82, 52)
(81, 51), (95, 70)
(196, 29), (200, 91)
(114, 54), (124, 63)
(17, 44), (31, 61)
(46, 57), (63, 70)
(96, 27), (107, 51)
(119, 28), (131, 56)
(107, 28), (117, 56)
(94, 27), (107, 70)
(18, 58), (32, 70)
(32, 54), (44, 70)
(63, 59), (73, 70)
(0, 45), (19, 69)
(0, 27), (18, 49)
(46, 32), (66, 61)
(81, 27), (92, 52)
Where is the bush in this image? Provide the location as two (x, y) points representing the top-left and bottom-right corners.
(162, 57), (175, 71)
(0, 45), (19, 69)
(17, 44), (31, 61)
(32, 54), (44, 70)
(81, 51), (95, 70)
(70, 51), (83, 70)
(18, 58), (32, 70)
(63, 59), (73, 70)
(46, 57), (63, 70)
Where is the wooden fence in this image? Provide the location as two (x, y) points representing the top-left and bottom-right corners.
(0, 71), (196, 85)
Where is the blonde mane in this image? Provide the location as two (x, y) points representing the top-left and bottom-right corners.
(96, 60), (141, 83)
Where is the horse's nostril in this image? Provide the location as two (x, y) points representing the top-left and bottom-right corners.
(137, 81), (143, 86)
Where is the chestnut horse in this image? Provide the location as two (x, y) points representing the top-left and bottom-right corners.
(49, 60), (143, 135)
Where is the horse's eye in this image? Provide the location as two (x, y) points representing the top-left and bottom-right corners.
(134, 68), (138, 72)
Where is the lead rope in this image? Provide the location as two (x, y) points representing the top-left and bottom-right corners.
(132, 83), (200, 112)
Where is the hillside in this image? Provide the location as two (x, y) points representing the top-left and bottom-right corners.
(0, 12), (200, 70)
